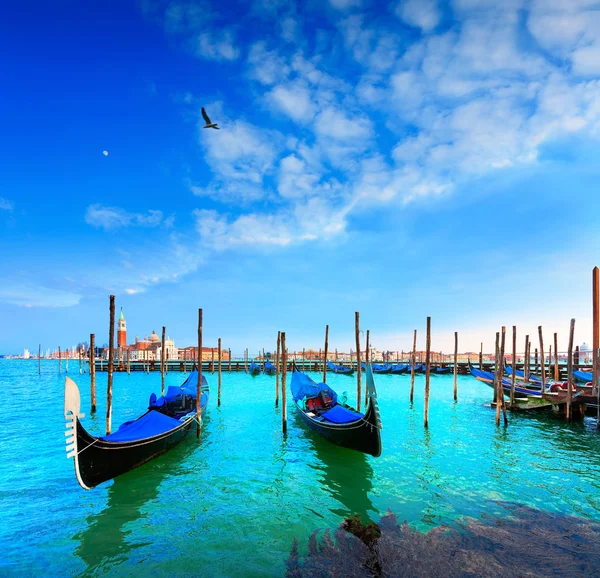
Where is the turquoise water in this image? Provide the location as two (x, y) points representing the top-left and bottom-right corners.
(1, 359), (600, 576)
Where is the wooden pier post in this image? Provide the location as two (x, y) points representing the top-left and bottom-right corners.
(566, 318), (575, 421)
(410, 329), (417, 403)
(538, 327), (546, 394)
(166, 349), (169, 375)
(479, 342), (483, 370)
(276, 331), (281, 407)
(229, 348), (232, 373)
(183, 348), (187, 374)
(244, 348), (248, 373)
(510, 326), (517, 407)
(38, 344), (41, 375)
(302, 348), (305, 371)
(262, 348), (265, 372)
(107, 295), (115, 435)
(211, 348), (215, 374)
(127, 349), (130, 375)
(534, 348), (539, 374)
(554, 332), (559, 381)
(323, 325), (329, 384)
(496, 327), (507, 426)
(161, 326), (166, 396)
(66, 350), (68, 374)
(453, 331), (458, 401)
(58, 346), (61, 374)
(197, 308), (203, 438)
(90, 333), (96, 413)
(575, 345), (580, 369)
(524, 335), (529, 382)
(281, 332), (287, 435)
(593, 266), (599, 426)
(424, 317), (431, 428)
(365, 329), (370, 406)
(493, 332), (500, 404)
(218, 337), (222, 407)
(355, 312), (362, 412)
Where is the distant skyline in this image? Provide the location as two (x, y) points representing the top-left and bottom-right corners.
(1, 1), (599, 355)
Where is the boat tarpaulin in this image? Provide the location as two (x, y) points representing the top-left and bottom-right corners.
(101, 411), (185, 442)
(320, 405), (363, 424)
(291, 371), (338, 405)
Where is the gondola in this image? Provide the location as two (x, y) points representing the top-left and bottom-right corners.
(362, 362), (392, 374)
(407, 363), (426, 374)
(468, 361), (542, 398)
(326, 361), (354, 376)
(504, 364), (543, 386)
(390, 363), (409, 375)
(64, 370), (209, 490)
(264, 361), (277, 375)
(574, 369), (592, 383)
(249, 362), (261, 376)
(433, 366), (450, 374)
(291, 362), (382, 457)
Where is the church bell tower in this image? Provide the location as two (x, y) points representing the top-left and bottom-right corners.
(117, 308), (127, 347)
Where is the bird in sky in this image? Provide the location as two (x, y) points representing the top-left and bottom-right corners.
(201, 107), (220, 130)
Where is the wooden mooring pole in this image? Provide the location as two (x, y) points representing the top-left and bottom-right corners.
(410, 329), (417, 404)
(593, 266), (599, 427)
(453, 331), (458, 401)
(281, 332), (287, 435)
(479, 342), (483, 369)
(276, 331), (281, 407)
(538, 327), (546, 394)
(90, 333), (96, 413)
(66, 351), (68, 374)
(58, 346), (61, 373)
(566, 318), (575, 421)
(524, 335), (529, 382)
(365, 329), (370, 406)
(424, 317), (431, 428)
(107, 295), (115, 435)
(554, 332), (559, 381)
(510, 326), (517, 407)
(229, 348), (232, 373)
(38, 344), (41, 375)
(197, 309), (203, 438)
(211, 348), (215, 374)
(323, 325), (329, 384)
(355, 312), (362, 412)
(161, 327), (166, 396)
(497, 327), (508, 426)
(493, 332), (500, 405)
(218, 337), (222, 407)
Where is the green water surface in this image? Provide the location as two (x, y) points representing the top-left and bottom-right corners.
(1, 359), (599, 576)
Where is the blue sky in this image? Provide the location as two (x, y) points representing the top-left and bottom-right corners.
(1, 0), (600, 355)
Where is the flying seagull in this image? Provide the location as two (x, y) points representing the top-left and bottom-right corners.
(202, 107), (220, 130)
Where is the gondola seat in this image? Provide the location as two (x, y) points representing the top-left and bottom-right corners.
(320, 405), (364, 424)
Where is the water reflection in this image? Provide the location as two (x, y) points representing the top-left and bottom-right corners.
(74, 434), (200, 573)
(303, 430), (376, 522)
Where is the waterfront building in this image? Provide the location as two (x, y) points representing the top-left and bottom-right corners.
(117, 308), (126, 347)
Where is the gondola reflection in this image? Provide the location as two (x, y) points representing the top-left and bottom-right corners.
(302, 425), (377, 523)
(74, 430), (202, 572)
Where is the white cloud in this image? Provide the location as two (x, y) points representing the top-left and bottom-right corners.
(195, 30), (240, 61)
(314, 107), (373, 140)
(0, 198), (13, 211)
(247, 42), (290, 85)
(0, 283), (81, 308)
(85, 205), (167, 230)
(267, 83), (316, 123)
(102, 150), (108, 156)
(395, 0), (441, 33)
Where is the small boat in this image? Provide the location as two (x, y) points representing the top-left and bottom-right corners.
(326, 361), (354, 375)
(407, 363), (426, 374)
(264, 361), (277, 375)
(504, 364), (543, 386)
(291, 363), (382, 457)
(574, 370), (592, 383)
(249, 362), (261, 376)
(468, 362), (542, 398)
(64, 370), (209, 490)
(432, 366), (451, 374)
(390, 363), (409, 375)
(362, 362), (392, 374)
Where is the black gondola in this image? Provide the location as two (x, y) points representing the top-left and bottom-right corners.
(264, 361), (277, 375)
(249, 362), (261, 376)
(326, 361), (354, 376)
(64, 370), (208, 490)
(291, 362), (382, 457)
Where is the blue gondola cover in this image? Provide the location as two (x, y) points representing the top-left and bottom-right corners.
(101, 411), (186, 442)
(320, 405), (363, 424)
(291, 371), (338, 405)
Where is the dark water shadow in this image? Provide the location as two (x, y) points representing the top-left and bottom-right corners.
(74, 424), (206, 573)
(287, 501), (600, 577)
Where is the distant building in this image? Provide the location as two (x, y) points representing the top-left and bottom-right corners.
(23, 349), (30, 359)
(580, 343), (592, 364)
(117, 308), (127, 347)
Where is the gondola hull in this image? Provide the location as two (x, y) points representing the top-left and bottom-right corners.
(292, 364), (382, 457)
(71, 416), (194, 490)
(294, 400), (381, 457)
